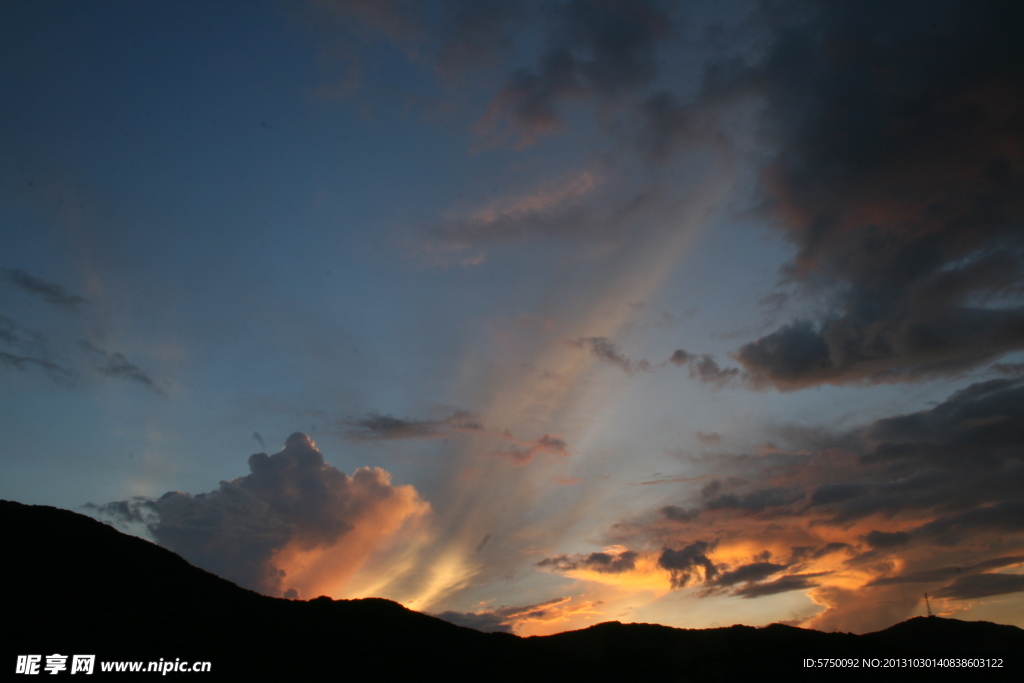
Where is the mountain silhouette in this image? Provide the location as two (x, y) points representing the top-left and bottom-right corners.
(3, 500), (1021, 679)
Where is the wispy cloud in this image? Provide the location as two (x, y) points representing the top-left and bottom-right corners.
(434, 595), (602, 634)
(344, 410), (485, 441)
(2, 268), (86, 309)
(79, 341), (165, 396)
(569, 336), (650, 374)
(344, 408), (568, 465)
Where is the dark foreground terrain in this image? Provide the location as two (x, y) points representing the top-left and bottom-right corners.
(3, 500), (1021, 680)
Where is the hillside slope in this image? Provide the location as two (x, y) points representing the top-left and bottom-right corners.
(3, 500), (1020, 679)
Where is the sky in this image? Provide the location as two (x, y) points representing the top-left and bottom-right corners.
(2, 0), (1023, 636)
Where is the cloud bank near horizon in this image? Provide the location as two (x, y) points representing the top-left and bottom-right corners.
(93, 433), (429, 599)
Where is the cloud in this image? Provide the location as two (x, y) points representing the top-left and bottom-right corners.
(668, 349), (692, 366)
(606, 374), (1024, 629)
(79, 341), (165, 396)
(934, 573), (1024, 600)
(537, 548), (639, 575)
(695, 431), (722, 444)
(667, 348), (743, 386)
(434, 596), (602, 634)
(658, 541), (717, 589)
(669, 0), (1024, 390)
(414, 169), (624, 265)
(712, 561), (787, 588)
(570, 336), (650, 374)
(992, 362), (1024, 376)
(661, 505), (700, 522)
(500, 433), (568, 465)
(429, 171), (601, 251)
(344, 410), (484, 441)
(432, 609), (515, 634)
(734, 321), (833, 390)
(914, 501), (1024, 542)
(806, 379), (1024, 528)
(702, 481), (804, 512)
(0, 350), (76, 381)
(94, 432), (429, 598)
(344, 408), (567, 464)
(0, 315), (77, 383)
(2, 268), (86, 309)
(637, 90), (701, 164)
(862, 530), (911, 550)
(733, 572), (826, 599)
(474, 0), (673, 148)
(86, 497), (155, 525)
(309, 0), (538, 79)
(811, 543), (850, 560)
(868, 556), (1024, 587)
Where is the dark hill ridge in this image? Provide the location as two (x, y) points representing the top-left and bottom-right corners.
(3, 500), (1021, 680)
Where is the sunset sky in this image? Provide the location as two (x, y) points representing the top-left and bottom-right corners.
(3, 0), (1023, 636)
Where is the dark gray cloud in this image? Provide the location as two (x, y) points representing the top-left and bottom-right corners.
(866, 378), (1024, 449)
(992, 362), (1024, 376)
(79, 341), (164, 395)
(637, 90), (702, 164)
(0, 315), (77, 383)
(0, 350), (76, 381)
(625, 374), (1024, 616)
(811, 543), (850, 560)
(314, 0), (540, 78)
(432, 596), (577, 634)
(570, 336), (650, 374)
(668, 349), (692, 366)
(93, 432), (426, 596)
(713, 561), (786, 588)
(691, 355), (741, 385)
(807, 379), (1024, 529)
(668, 349), (743, 386)
(934, 573), (1024, 600)
(617, 375), (1024, 620)
(660, 479), (807, 532)
(474, 533), (492, 553)
(735, 321), (831, 390)
(537, 549), (639, 574)
(2, 268), (86, 309)
(85, 497), (156, 525)
(695, 0), (1024, 390)
(733, 572), (827, 599)
(345, 408), (567, 464)
(659, 541), (717, 588)
(702, 479), (803, 512)
(661, 505), (700, 522)
(432, 0), (539, 76)
(810, 482), (870, 506)
(868, 556), (1024, 587)
(344, 410), (484, 441)
(476, 0), (674, 147)
(915, 501), (1024, 543)
(862, 530), (911, 550)
(0, 314), (15, 346)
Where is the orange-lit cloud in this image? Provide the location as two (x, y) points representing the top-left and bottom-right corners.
(94, 433), (429, 599)
(435, 595), (605, 635)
